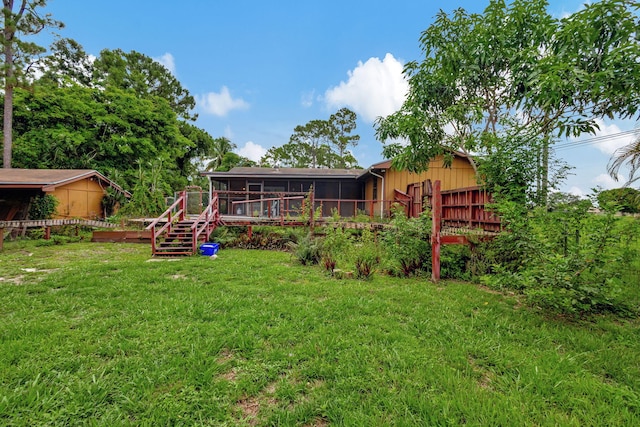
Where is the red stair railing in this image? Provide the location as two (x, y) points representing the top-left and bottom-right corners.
(146, 191), (187, 255)
(190, 192), (221, 254)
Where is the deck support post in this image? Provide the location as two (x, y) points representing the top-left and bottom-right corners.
(0, 227), (4, 251)
(44, 226), (51, 240)
(431, 180), (442, 282)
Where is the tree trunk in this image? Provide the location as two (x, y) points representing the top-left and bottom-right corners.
(3, 79), (13, 169)
(2, 1), (15, 169)
(540, 136), (550, 207)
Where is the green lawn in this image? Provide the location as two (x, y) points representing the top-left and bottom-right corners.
(1, 241), (639, 426)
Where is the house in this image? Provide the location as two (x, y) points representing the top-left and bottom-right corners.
(202, 153), (478, 219)
(0, 169), (130, 221)
(203, 167), (364, 218)
(362, 154), (478, 217)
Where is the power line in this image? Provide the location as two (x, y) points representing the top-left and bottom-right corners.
(553, 128), (640, 152)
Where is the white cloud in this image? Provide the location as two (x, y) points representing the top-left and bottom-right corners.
(197, 86), (250, 117)
(154, 52), (176, 75)
(237, 141), (267, 162)
(567, 186), (585, 197)
(588, 119), (637, 155)
(301, 90), (315, 108)
(593, 173), (622, 189)
(324, 53), (408, 123)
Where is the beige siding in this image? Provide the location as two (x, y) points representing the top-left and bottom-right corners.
(51, 178), (105, 219)
(365, 156), (478, 203)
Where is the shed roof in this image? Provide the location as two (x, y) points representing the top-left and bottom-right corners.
(203, 167), (364, 180)
(0, 169), (130, 196)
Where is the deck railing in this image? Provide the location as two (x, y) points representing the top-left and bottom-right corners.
(190, 192), (221, 253)
(215, 190), (397, 221)
(146, 191), (186, 254)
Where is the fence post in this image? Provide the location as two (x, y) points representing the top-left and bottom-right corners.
(179, 190), (187, 221)
(280, 193), (285, 226)
(431, 180), (442, 282)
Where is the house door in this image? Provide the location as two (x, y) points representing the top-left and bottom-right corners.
(248, 183), (263, 216)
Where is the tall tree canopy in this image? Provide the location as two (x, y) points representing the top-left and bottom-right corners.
(93, 48), (197, 121)
(5, 39), (221, 195)
(375, 0), (640, 203)
(1, 0), (62, 168)
(261, 108), (359, 169)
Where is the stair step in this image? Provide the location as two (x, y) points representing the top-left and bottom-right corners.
(150, 209), (219, 256)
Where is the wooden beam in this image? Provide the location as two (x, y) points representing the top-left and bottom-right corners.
(441, 235), (470, 245)
(431, 180), (442, 282)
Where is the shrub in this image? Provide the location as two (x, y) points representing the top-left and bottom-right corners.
(381, 205), (431, 277)
(288, 231), (321, 265)
(28, 194), (58, 220)
(320, 226), (352, 274)
(482, 198), (639, 317)
(353, 229), (379, 280)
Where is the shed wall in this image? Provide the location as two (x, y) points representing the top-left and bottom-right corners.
(50, 178), (105, 219)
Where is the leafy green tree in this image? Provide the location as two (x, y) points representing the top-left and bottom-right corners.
(262, 111), (360, 168)
(215, 151), (256, 172)
(328, 107), (360, 168)
(205, 137), (236, 171)
(10, 83), (192, 191)
(39, 37), (93, 87)
(597, 187), (640, 213)
(1, 0), (62, 168)
(92, 48), (197, 121)
(375, 0), (640, 204)
(176, 121), (218, 180)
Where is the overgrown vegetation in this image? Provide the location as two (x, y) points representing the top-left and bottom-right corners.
(28, 194), (58, 220)
(478, 199), (640, 316)
(381, 205), (431, 277)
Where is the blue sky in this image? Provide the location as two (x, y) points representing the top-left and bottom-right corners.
(41, 0), (638, 196)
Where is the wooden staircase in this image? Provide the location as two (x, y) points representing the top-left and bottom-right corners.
(154, 219), (198, 256)
(146, 191), (220, 257)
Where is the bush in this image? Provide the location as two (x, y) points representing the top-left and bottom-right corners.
(353, 229), (379, 280)
(482, 198), (639, 317)
(28, 194), (58, 220)
(320, 226), (352, 274)
(288, 231), (321, 265)
(381, 205), (431, 277)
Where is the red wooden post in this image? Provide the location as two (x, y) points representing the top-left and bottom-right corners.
(0, 227), (4, 251)
(280, 194), (285, 226)
(179, 190), (187, 221)
(467, 189), (473, 229)
(431, 180), (442, 282)
(44, 226), (51, 240)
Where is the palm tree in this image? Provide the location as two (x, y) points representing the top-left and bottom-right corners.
(205, 137), (236, 171)
(608, 133), (640, 186)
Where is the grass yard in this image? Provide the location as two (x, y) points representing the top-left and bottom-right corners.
(1, 240), (639, 426)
